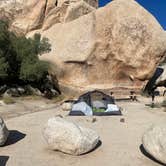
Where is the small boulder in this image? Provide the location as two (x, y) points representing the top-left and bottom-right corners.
(61, 102), (73, 111)
(142, 124), (166, 164)
(86, 117), (97, 123)
(120, 118), (125, 123)
(25, 85), (42, 96)
(3, 88), (20, 97)
(17, 87), (26, 95)
(43, 117), (100, 155)
(50, 89), (59, 97)
(0, 85), (7, 95)
(0, 117), (9, 146)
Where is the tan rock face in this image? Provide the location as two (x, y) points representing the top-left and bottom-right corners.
(0, 0), (98, 34)
(1, 0), (166, 93)
(57, 0), (98, 8)
(11, 0), (47, 34)
(36, 0), (166, 93)
(64, 1), (95, 23)
(42, 0), (95, 31)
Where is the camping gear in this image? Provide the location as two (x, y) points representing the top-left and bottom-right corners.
(106, 104), (119, 112)
(92, 100), (107, 109)
(71, 102), (93, 116)
(69, 90), (122, 116)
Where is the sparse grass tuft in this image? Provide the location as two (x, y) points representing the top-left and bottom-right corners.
(20, 95), (43, 101)
(3, 96), (16, 104)
(50, 95), (66, 103)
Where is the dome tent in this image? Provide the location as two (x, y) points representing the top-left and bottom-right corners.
(69, 90), (122, 116)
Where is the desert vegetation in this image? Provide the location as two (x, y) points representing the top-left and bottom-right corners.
(0, 20), (60, 98)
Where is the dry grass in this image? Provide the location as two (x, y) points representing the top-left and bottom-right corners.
(20, 95), (43, 101)
(3, 96), (16, 104)
(49, 95), (66, 103)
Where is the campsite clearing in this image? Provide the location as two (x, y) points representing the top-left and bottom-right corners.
(0, 96), (166, 166)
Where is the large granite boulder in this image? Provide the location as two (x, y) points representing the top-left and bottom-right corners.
(0, 117), (9, 146)
(142, 124), (166, 164)
(36, 0), (166, 93)
(43, 117), (100, 155)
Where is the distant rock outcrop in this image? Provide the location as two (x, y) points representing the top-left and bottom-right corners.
(0, 0), (98, 34)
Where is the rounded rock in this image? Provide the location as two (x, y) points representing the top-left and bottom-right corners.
(142, 124), (166, 164)
(43, 117), (100, 155)
(0, 117), (9, 146)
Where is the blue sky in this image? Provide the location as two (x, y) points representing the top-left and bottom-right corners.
(99, 0), (166, 30)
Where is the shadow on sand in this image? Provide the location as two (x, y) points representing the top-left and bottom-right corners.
(4, 130), (26, 146)
(81, 140), (102, 155)
(140, 144), (166, 166)
(0, 156), (9, 166)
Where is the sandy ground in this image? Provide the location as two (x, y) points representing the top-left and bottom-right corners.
(0, 96), (166, 166)
(0, 98), (60, 120)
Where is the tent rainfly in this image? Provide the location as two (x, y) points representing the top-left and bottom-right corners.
(69, 90), (122, 116)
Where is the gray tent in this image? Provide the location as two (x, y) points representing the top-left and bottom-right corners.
(69, 90), (122, 116)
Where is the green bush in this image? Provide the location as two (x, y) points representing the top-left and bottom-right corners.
(0, 20), (51, 85)
(0, 53), (8, 78)
(20, 60), (48, 82)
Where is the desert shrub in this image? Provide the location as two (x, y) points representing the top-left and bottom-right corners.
(0, 20), (51, 87)
(52, 95), (65, 103)
(0, 52), (8, 79)
(19, 60), (48, 82)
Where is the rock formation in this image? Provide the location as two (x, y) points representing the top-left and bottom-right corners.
(43, 117), (100, 155)
(142, 124), (166, 164)
(38, 0), (166, 93)
(0, 0), (166, 93)
(0, 0), (98, 34)
(0, 117), (9, 146)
